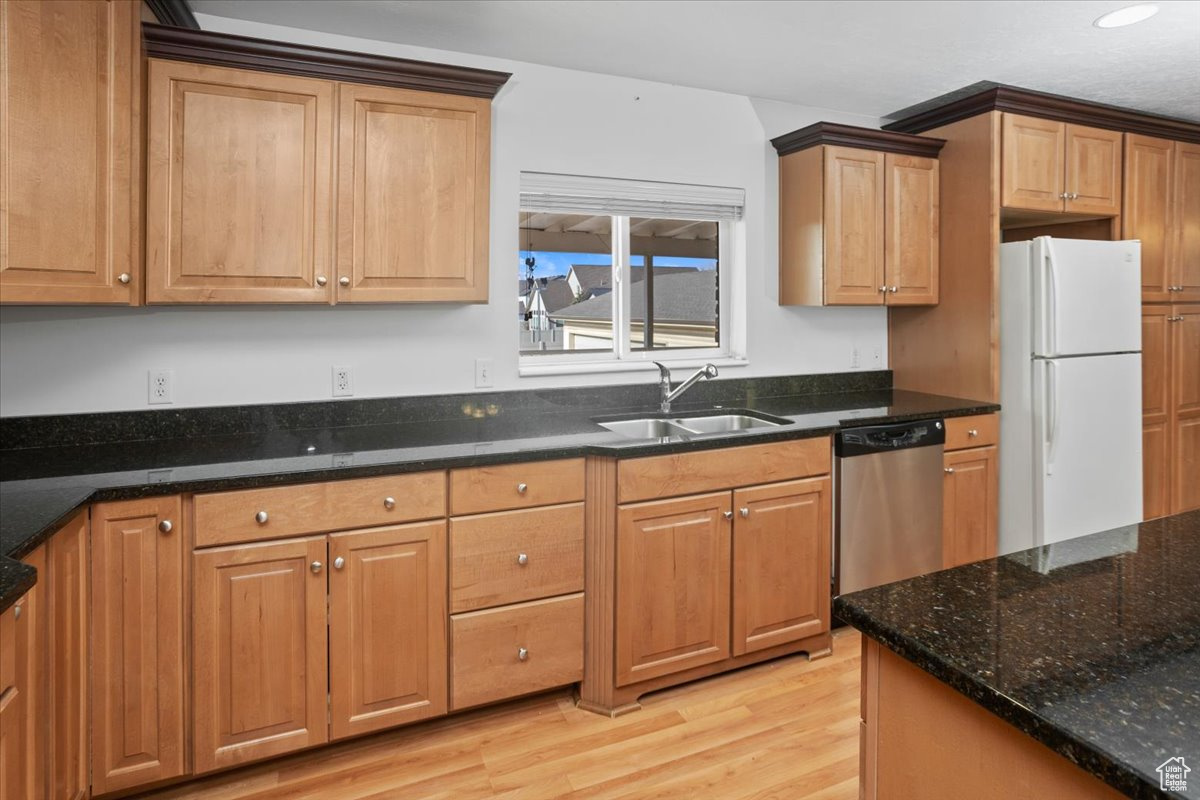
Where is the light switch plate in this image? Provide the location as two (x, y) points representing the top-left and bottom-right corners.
(475, 358), (494, 388)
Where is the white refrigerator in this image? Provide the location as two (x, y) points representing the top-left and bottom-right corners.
(999, 237), (1143, 555)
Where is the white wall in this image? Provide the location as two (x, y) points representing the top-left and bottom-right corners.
(0, 15), (886, 417)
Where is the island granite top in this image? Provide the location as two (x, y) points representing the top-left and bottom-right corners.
(835, 510), (1200, 800)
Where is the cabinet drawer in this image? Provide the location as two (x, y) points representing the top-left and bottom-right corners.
(617, 437), (830, 503)
(945, 414), (999, 451)
(449, 459), (584, 515)
(450, 594), (584, 710)
(194, 472), (445, 547)
(450, 504), (584, 613)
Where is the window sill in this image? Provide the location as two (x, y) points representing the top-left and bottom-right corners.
(518, 355), (749, 378)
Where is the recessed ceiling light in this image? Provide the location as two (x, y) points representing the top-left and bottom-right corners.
(1094, 3), (1160, 28)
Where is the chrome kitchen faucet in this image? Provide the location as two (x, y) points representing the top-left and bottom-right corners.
(654, 362), (718, 414)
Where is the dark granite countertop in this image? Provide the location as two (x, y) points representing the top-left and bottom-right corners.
(1, 374), (996, 610)
(835, 510), (1200, 800)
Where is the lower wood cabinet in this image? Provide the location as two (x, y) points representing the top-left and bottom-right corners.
(91, 497), (186, 794)
(1142, 304), (1200, 518)
(329, 523), (447, 739)
(48, 511), (90, 800)
(193, 536), (330, 773)
(942, 446), (999, 569)
(0, 563), (40, 800)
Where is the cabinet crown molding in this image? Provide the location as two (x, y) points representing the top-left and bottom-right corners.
(141, 23), (512, 99)
(883, 81), (1200, 144)
(770, 122), (946, 158)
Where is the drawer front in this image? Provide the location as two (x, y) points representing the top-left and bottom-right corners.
(450, 504), (584, 613)
(617, 437), (830, 503)
(449, 458), (585, 515)
(194, 472), (446, 547)
(945, 414), (999, 451)
(450, 593), (584, 710)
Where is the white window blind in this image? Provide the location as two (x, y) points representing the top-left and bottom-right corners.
(519, 172), (745, 220)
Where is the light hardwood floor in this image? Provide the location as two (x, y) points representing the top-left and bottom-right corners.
(136, 629), (862, 800)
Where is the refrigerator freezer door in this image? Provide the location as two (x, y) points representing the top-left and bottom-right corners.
(1031, 238), (1141, 357)
(1032, 352), (1143, 545)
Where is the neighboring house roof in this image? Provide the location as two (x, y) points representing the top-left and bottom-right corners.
(552, 270), (717, 325)
(520, 276), (576, 315)
(568, 264), (700, 297)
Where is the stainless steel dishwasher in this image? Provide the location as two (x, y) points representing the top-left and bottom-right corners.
(834, 418), (945, 596)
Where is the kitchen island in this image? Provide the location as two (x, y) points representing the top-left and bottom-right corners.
(835, 510), (1200, 799)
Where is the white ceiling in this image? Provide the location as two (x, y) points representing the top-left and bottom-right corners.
(189, 0), (1200, 122)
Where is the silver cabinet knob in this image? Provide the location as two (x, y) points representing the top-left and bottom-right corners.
(517, 483), (528, 495)
(517, 647), (529, 661)
(13, 605), (21, 621)
(316, 275), (327, 286)
(739, 508), (750, 518)
(333, 557), (345, 570)
(878, 285), (887, 293)
(944, 467), (955, 474)
(517, 553), (528, 566)
(117, 273), (131, 284)
(723, 511), (734, 520)
(889, 286), (898, 293)
(255, 510), (269, 524)
(339, 276), (351, 287)
(158, 519), (173, 534)
(383, 496), (395, 510)
(968, 429), (978, 438)
(310, 561), (323, 574)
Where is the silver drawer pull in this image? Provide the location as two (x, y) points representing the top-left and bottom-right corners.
(517, 482), (528, 494)
(383, 496), (395, 510)
(255, 510), (269, 524)
(968, 429), (978, 437)
(517, 553), (529, 566)
(517, 647), (529, 661)
(158, 519), (173, 534)
(945, 467), (955, 474)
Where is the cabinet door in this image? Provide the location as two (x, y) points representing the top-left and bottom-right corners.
(48, 511), (89, 800)
(1064, 124), (1122, 216)
(19, 546), (47, 800)
(193, 537), (328, 773)
(1174, 143), (1200, 301)
(329, 522), (447, 740)
(336, 83), (491, 302)
(1123, 135), (1174, 303)
(1142, 305), (1174, 520)
(0, 595), (27, 800)
(1173, 305), (1200, 513)
(1001, 114), (1064, 212)
(884, 154), (939, 306)
(146, 59), (334, 303)
(942, 447), (999, 569)
(824, 146), (885, 305)
(615, 492), (732, 686)
(91, 497), (186, 794)
(731, 477), (830, 657)
(0, 0), (140, 304)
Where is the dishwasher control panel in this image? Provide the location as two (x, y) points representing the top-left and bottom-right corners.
(835, 419), (945, 457)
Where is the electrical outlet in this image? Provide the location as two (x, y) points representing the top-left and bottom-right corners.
(148, 369), (173, 404)
(332, 366), (353, 397)
(332, 453), (355, 468)
(850, 347), (861, 370)
(475, 358), (494, 388)
(871, 346), (883, 368)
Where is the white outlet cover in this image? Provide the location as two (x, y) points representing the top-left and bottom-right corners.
(148, 369), (173, 404)
(332, 365), (353, 397)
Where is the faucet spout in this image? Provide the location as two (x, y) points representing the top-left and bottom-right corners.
(652, 362), (718, 414)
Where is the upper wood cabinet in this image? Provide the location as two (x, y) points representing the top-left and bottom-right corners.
(146, 60), (336, 303)
(91, 497), (186, 794)
(775, 123), (943, 307)
(0, 0), (141, 304)
(1124, 136), (1200, 303)
(1001, 113), (1122, 216)
(336, 84), (491, 302)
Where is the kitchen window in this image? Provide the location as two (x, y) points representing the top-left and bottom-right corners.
(518, 173), (745, 374)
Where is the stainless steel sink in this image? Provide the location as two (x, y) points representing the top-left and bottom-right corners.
(671, 413), (784, 434)
(596, 411), (787, 440)
(597, 418), (698, 438)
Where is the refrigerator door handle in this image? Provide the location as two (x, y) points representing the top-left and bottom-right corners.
(1045, 360), (1058, 475)
(1043, 238), (1059, 356)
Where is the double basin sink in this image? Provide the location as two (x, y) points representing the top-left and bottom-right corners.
(596, 410), (789, 440)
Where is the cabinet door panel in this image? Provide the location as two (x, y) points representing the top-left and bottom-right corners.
(1176, 417), (1200, 514)
(0, 596), (27, 800)
(337, 83), (490, 302)
(46, 511), (89, 800)
(942, 447), (998, 569)
(329, 522), (447, 740)
(1123, 135), (1173, 302)
(1175, 143), (1200, 301)
(0, 0), (139, 304)
(1064, 124), (1122, 216)
(1142, 305), (1173, 421)
(1143, 420), (1172, 521)
(92, 497), (186, 794)
(147, 60), (334, 303)
(884, 154), (939, 305)
(1001, 114), (1064, 212)
(1174, 306), (1200, 513)
(824, 146), (885, 305)
(193, 537), (328, 773)
(731, 478), (830, 656)
(18, 546), (46, 799)
(616, 492), (731, 686)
